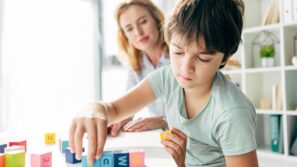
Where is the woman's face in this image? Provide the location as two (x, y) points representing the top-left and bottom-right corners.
(119, 5), (160, 52)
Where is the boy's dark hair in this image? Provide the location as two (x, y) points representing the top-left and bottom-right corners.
(164, 0), (244, 69)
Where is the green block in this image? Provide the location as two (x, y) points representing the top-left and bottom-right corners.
(5, 150), (25, 167)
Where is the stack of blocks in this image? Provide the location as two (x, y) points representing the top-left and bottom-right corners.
(81, 149), (145, 167)
(31, 152), (52, 167)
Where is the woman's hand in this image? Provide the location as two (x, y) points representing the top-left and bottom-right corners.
(123, 116), (165, 132)
(161, 128), (187, 167)
(69, 103), (108, 165)
(108, 117), (132, 137)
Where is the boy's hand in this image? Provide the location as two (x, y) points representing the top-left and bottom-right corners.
(69, 103), (108, 165)
(123, 117), (164, 132)
(161, 128), (187, 167)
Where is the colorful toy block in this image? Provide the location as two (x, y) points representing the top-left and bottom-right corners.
(114, 151), (129, 167)
(129, 149), (144, 167)
(45, 133), (56, 144)
(0, 154), (5, 167)
(58, 139), (69, 153)
(9, 140), (27, 152)
(31, 152), (52, 167)
(65, 147), (84, 164)
(160, 130), (172, 140)
(4, 145), (25, 153)
(5, 150), (25, 167)
(82, 153), (100, 167)
(0, 144), (7, 154)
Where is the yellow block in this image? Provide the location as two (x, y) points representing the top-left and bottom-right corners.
(160, 130), (172, 140)
(45, 133), (56, 144)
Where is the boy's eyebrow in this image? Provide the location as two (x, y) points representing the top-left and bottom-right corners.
(124, 16), (146, 29)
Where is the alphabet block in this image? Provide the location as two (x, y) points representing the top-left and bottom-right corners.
(45, 133), (56, 144)
(9, 140), (27, 152)
(129, 149), (144, 167)
(0, 144), (7, 154)
(65, 147), (84, 164)
(81, 153), (100, 167)
(0, 154), (5, 167)
(114, 151), (129, 167)
(5, 150), (25, 167)
(58, 139), (69, 153)
(160, 130), (172, 140)
(31, 152), (52, 167)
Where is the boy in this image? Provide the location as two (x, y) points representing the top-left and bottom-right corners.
(69, 0), (259, 166)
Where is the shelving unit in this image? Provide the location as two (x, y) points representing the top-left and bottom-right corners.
(222, 0), (297, 161)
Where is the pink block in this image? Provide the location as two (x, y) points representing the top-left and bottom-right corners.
(9, 140), (27, 152)
(0, 154), (4, 167)
(129, 149), (145, 167)
(31, 152), (52, 167)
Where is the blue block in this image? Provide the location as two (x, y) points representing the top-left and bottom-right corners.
(114, 151), (129, 167)
(100, 151), (114, 167)
(0, 144), (7, 153)
(82, 155), (100, 167)
(61, 140), (69, 153)
(65, 148), (84, 164)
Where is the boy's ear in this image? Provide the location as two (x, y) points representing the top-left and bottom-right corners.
(220, 61), (227, 66)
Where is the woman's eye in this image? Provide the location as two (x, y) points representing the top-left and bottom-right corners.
(140, 19), (147, 24)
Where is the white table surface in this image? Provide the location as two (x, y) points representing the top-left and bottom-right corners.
(0, 129), (176, 167)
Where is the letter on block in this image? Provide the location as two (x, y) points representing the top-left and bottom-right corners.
(5, 150), (25, 167)
(129, 149), (144, 167)
(59, 139), (69, 153)
(100, 151), (114, 167)
(160, 130), (172, 140)
(0, 154), (5, 167)
(9, 140), (27, 152)
(45, 133), (56, 144)
(65, 147), (83, 164)
(0, 144), (7, 154)
(31, 152), (52, 167)
(114, 151), (129, 167)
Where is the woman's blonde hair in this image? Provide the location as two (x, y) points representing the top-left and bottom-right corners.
(115, 0), (168, 71)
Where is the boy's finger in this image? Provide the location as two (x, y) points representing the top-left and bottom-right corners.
(74, 123), (85, 160)
(69, 119), (77, 152)
(95, 119), (107, 159)
(171, 128), (187, 140)
(86, 121), (97, 165)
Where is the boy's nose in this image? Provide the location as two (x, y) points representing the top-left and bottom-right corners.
(181, 57), (194, 74)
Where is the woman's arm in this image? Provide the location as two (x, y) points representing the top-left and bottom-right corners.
(225, 150), (258, 167)
(69, 79), (156, 165)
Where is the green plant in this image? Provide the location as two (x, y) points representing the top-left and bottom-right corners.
(260, 44), (275, 58)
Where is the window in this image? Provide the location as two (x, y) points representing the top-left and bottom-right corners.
(0, 0), (101, 132)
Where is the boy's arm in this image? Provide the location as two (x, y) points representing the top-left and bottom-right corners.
(225, 150), (258, 167)
(69, 79), (156, 164)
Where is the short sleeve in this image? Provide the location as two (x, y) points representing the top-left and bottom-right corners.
(147, 66), (169, 100)
(214, 107), (257, 156)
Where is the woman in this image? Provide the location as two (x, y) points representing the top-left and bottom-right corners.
(108, 0), (170, 136)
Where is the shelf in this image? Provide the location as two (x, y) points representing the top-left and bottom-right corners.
(245, 67), (282, 73)
(256, 109), (283, 115)
(284, 66), (297, 71)
(243, 24), (280, 35)
(286, 111), (297, 116)
(221, 69), (243, 75)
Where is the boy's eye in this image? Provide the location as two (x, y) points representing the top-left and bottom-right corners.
(197, 56), (210, 63)
(174, 52), (184, 55)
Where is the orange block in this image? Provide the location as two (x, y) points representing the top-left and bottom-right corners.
(0, 154), (5, 167)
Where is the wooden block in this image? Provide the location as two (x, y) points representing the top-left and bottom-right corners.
(160, 130), (172, 140)
(0, 144), (7, 154)
(59, 139), (69, 153)
(5, 150), (25, 167)
(45, 133), (56, 144)
(5, 145), (25, 153)
(65, 147), (84, 164)
(0, 154), (5, 167)
(81, 153), (100, 167)
(31, 152), (52, 167)
(100, 151), (113, 167)
(9, 140), (27, 152)
(113, 151), (129, 167)
(129, 149), (144, 167)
